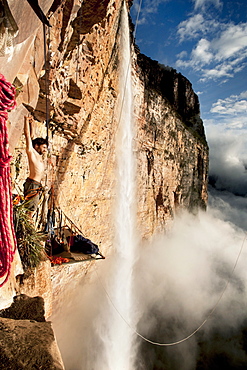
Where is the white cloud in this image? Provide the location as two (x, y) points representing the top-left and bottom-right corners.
(212, 23), (247, 60)
(211, 92), (247, 115)
(200, 59), (246, 83)
(176, 21), (247, 82)
(193, 0), (222, 11)
(176, 50), (188, 59)
(239, 91), (247, 99)
(191, 38), (213, 64)
(175, 58), (192, 69)
(207, 126), (247, 195)
(177, 14), (219, 42)
(200, 62), (234, 80)
(133, 0), (169, 25)
(204, 93), (247, 131)
(143, 0), (168, 13)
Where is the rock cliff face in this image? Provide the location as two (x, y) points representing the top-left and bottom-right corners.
(0, 295), (64, 369)
(1, 0), (208, 306)
(133, 53), (208, 236)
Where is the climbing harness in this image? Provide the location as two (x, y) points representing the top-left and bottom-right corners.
(0, 74), (17, 286)
(94, 231), (247, 346)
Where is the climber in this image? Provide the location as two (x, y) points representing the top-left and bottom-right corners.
(23, 116), (48, 213)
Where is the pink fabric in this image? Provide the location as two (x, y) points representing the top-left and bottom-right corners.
(0, 73), (17, 286)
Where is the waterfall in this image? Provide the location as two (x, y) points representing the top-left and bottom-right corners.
(103, 2), (138, 369)
(51, 3), (138, 369)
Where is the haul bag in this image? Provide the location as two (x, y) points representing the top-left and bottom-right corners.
(70, 234), (99, 255)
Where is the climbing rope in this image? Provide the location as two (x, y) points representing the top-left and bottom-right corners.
(132, 0), (143, 39)
(0, 73), (17, 286)
(94, 232), (247, 346)
(43, 23), (50, 142)
(75, 0), (83, 84)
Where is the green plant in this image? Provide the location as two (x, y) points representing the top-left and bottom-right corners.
(13, 201), (45, 274)
(14, 152), (22, 180)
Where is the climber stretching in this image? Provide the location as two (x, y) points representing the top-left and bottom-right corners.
(23, 116), (48, 213)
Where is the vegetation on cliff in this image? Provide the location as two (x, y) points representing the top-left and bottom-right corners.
(13, 199), (45, 274)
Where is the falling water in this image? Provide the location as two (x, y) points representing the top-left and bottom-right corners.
(52, 3), (138, 369)
(103, 2), (138, 369)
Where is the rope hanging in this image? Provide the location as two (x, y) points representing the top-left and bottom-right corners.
(75, 1), (83, 84)
(26, 0), (51, 27)
(0, 73), (17, 286)
(95, 233), (247, 347)
(43, 23), (50, 142)
(26, 0), (51, 141)
(132, 0), (143, 39)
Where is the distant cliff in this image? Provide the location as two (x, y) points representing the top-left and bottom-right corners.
(133, 52), (208, 236)
(137, 53), (206, 143)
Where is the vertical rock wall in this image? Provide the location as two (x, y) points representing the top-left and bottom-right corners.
(0, 0), (208, 309)
(133, 53), (208, 237)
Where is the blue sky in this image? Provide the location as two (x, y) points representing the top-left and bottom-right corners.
(130, 0), (247, 137)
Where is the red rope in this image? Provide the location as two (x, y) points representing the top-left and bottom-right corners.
(0, 73), (17, 287)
